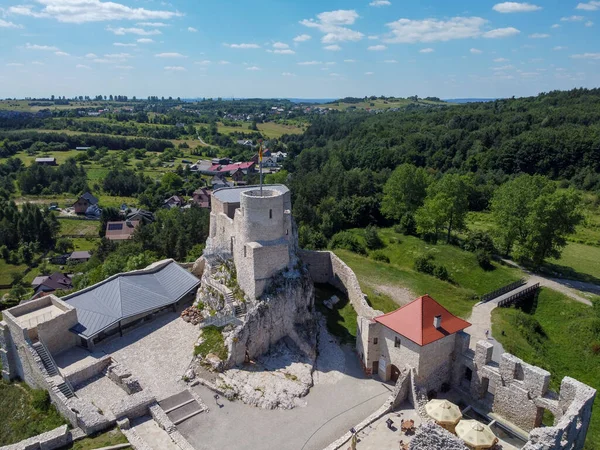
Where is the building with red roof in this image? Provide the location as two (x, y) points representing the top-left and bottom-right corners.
(360, 294), (470, 388)
(208, 161), (256, 176)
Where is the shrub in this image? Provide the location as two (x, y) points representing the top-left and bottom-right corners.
(476, 250), (493, 271)
(31, 389), (51, 412)
(364, 225), (384, 250)
(329, 231), (367, 255)
(371, 251), (390, 263)
(414, 254), (435, 274)
(399, 213), (417, 236)
(433, 265), (450, 281)
(463, 231), (496, 254)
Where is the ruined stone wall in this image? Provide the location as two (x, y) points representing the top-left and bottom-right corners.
(356, 316), (379, 376)
(0, 321), (17, 381)
(37, 308), (78, 356)
(299, 249), (333, 283)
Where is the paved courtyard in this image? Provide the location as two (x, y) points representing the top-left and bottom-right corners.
(74, 374), (129, 420)
(178, 340), (392, 450)
(355, 402), (422, 449)
(97, 310), (199, 400)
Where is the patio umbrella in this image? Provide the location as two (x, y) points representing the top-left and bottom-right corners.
(456, 420), (498, 449)
(425, 399), (462, 425)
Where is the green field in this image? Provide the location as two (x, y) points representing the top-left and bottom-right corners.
(217, 121), (304, 139)
(0, 259), (28, 286)
(0, 100), (106, 113)
(0, 381), (67, 446)
(317, 98), (448, 111)
(492, 289), (600, 449)
(58, 218), (100, 237)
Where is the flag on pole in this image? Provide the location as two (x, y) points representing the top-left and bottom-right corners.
(259, 142), (263, 162)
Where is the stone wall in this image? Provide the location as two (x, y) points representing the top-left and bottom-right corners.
(0, 425), (71, 450)
(0, 321), (17, 381)
(65, 355), (112, 388)
(409, 422), (469, 450)
(37, 308), (78, 356)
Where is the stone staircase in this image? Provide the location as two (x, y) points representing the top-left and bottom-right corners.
(32, 341), (75, 399)
(158, 390), (205, 426)
(32, 342), (59, 376)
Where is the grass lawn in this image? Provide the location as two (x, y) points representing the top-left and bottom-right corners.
(195, 326), (227, 360)
(545, 242), (600, 284)
(0, 259), (28, 285)
(315, 283), (357, 343)
(256, 122), (304, 138)
(64, 428), (128, 450)
(492, 289), (600, 449)
(71, 237), (100, 252)
(0, 381), (68, 446)
(58, 218), (99, 237)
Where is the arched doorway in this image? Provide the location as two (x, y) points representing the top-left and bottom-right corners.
(391, 364), (401, 382)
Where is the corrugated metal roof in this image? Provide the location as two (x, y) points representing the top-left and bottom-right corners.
(64, 260), (199, 339)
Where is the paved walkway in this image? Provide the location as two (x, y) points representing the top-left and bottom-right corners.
(355, 402), (421, 450)
(131, 416), (180, 450)
(177, 344), (392, 450)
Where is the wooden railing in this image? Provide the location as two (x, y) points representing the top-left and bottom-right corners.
(497, 283), (540, 308)
(481, 279), (526, 303)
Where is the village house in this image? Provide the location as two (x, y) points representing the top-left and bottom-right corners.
(163, 195), (185, 209)
(125, 208), (155, 224)
(31, 272), (73, 298)
(105, 220), (139, 241)
(191, 187), (212, 208)
(208, 161), (256, 177)
(72, 192), (99, 215)
(67, 251), (91, 264)
(35, 157), (57, 166)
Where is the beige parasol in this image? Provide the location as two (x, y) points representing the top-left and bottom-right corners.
(456, 420), (498, 449)
(425, 399), (462, 425)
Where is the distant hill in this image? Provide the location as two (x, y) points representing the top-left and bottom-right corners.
(444, 98), (499, 104)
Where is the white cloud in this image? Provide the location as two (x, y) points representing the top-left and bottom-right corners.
(470, 48), (483, 54)
(368, 44), (387, 51)
(85, 53), (97, 58)
(344, 59), (356, 62)
(325, 61), (336, 65)
(0, 19), (23, 28)
(137, 22), (169, 27)
(273, 42), (289, 49)
(195, 60), (211, 65)
(188, 27), (197, 32)
(492, 2), (541, 13)
(25, 43), (59, 51)
(384, 17), (488, 43)
(282, 72), (295, 76)
(137, 38), (153, 43)
(494, 57), (509, 62)
(217, 60), (230, 64)
(553, 46), (567, 51)
(116, 65), (133, 69)
(571, 53), (600, 59)
(529, 33), (550, 38)
(383, 59), (398, 63)
(551, 24), (561, 29)
(329, 72), (341, 77)
(105, 52), (131, 59)
(293, 34), (312, 42)
(420, 47), (434, 53)
(246, 66), (260, 71)
(55, 51), (69, 56)
(561, 16), (585, 22)
(577, 1), (600, 11)
(483, 27), (521, 38)
(92, 58), (112, 63)
(298, 61), (321, 65)
(155, 52), (187, 58)
(369, 0), (391, 6)
(224, 43), (260, 49)
(9, 0), (182, 24)
(493, 64), (515, 70)
(586, 21), (594, 27)
(76, 64), (91, 69)
(107, 26), (161, 35)
(365, 71), (375, 75)
(164, 66), (186, 71)
(114, 42), (136, 47)
(31, 61), (44, 65)
(6, 62), (24, 67)
(324, 44), (341, 51)
(300, 9), (364, 43)
(368, 35), (379, 40)
(273, 49), (295, 54)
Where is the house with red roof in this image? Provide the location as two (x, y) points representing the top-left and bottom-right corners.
(208, 161), (256, 176)
(360, 294), (470, 389)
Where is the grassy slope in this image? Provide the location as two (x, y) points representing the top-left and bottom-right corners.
(65, 428), (128, 450)
(217, 121), (304, 139)
(317, 98), (449, 111)
(0, 381), (67, 446)
(492, 289), (600, 449)
(0, 259), (29, 285)
(57, 218), (99, 237)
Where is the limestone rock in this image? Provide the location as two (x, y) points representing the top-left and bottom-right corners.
(409, 422), (468, 450)
(185, 369), (196, 381)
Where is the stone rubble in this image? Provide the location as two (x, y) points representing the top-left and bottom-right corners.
(180, 306), (203, 325)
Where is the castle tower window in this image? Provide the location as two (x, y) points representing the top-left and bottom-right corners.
(244, 246), (247, 257)
(269, 209), (273, 219)
(286, 229), (289, 236)
(373, 338), (378, 345)
(394, 336), (401, 348)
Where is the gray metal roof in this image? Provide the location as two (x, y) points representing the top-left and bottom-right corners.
(63, 260), (200, 339)
(212, 184), (289, 203)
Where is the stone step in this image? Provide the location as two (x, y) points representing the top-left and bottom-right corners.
(57, 382), (75, 398)
(166, 400), (204, 425)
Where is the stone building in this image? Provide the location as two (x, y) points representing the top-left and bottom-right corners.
(359, 295), (471, 391)
(205, 184), (294, 299)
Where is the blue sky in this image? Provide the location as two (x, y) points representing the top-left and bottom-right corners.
(0, 0), (599, 99)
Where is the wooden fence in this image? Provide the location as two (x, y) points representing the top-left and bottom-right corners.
(481, 278), (526, 303)
(497, 283), (540, 308)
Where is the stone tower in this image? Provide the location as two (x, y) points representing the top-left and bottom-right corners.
(206, 185), (294, 298)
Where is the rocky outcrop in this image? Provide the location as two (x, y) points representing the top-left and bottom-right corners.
(410, 422), (469, 450)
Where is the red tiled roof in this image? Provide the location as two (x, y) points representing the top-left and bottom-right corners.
(374, 295), (471, 346)
(208, 162), (255, 173)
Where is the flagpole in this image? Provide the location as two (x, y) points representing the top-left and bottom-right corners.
(259, 141), (263, 196)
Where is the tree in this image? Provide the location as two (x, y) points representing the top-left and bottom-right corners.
(55, 237), (74, 254)
(513, 189), (582, 267)
(364, 225), (383, 250)
(490, 175), (553, 255)
(381, 164), (430, 221)
(415, 174), (471, 243)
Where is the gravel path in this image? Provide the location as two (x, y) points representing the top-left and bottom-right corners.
(365, 282), (415, 307)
